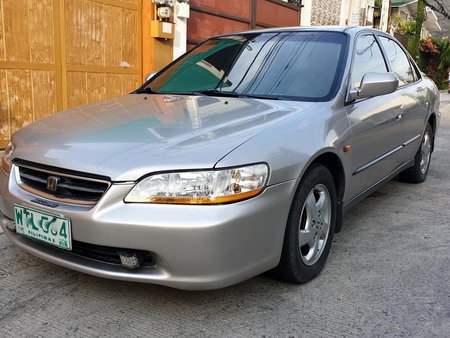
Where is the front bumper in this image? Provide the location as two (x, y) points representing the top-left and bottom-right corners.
(0, 166), (296, 290)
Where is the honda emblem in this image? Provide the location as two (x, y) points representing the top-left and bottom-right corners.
(46, 176), (60, 192)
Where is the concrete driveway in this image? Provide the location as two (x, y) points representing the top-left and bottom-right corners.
(1, 94), (449, 337)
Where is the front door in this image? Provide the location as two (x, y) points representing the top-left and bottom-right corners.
(344, 34), (402, 200)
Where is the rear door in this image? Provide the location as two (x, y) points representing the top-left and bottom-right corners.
(378, 35), (428, 163)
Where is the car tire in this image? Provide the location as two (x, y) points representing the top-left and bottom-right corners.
(276, 163), (337, 284)
(399, 123), (433, 184)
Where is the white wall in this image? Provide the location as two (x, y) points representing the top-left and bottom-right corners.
(340, 0), (374, 26)
(340, 0), (351, 25)
(173, 2), (190, 60)
(300, 0), (312, 26)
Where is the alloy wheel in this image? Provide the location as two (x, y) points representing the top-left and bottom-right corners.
(420, 131), (432, 175)
(298, 184), (331, 266)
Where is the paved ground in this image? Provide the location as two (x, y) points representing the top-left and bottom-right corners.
(1, 94), (449, 337)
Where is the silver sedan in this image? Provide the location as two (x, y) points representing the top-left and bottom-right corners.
(0, 26), (440, 290)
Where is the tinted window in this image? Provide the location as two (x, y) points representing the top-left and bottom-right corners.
(351, 34), (387, 88)
(379, 36), (415, 86)
(146, 32), (348, 101)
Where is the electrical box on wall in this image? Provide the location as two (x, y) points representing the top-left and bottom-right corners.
(151, 0), (175, 40)
(150, 20), (175, 39)
(176, 2), (190, 18)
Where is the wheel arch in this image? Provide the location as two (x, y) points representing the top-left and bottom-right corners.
(310, 152), (345, 202)
(297, 151), (346, 233)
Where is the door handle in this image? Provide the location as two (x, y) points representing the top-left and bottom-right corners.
(395, 113), (403, 121)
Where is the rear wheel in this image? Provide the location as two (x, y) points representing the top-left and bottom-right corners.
(276, 164), (336, 284)
(400, 123), (433, 183)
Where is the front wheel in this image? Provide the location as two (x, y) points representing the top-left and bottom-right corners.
(399, 123), (433, 183)
(276, 164), (337, 284)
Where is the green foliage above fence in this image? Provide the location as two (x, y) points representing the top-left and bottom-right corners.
(419, 37), (450, 90)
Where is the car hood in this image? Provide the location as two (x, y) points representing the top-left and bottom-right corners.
(12, 94), (315, 181)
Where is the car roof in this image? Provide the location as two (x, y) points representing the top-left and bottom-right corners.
(218, 26), (380, 38)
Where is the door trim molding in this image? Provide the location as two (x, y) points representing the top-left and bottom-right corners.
(352, 134), (421, 176)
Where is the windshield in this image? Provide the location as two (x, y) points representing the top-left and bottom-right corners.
(142, 31), (348, 101)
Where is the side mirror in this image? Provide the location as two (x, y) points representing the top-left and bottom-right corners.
(145, 72), (157, 82)
(349, 72), (399, 101)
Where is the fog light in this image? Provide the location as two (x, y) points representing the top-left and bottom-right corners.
(119, 251), (145, 270)
(1, 217), (16, 231)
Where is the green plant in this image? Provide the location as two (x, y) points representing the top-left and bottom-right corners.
(420, 38), (440, 56)
(392, 13), (416, 37)
(438, 40), (450, 70)
(419, 37), (450, 90)
(373, 0), (382, 17)
(412, 0), (426, 60)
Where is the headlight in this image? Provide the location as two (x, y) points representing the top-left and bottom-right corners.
(125, 163), (269, 204)
(1, 141), (14, 174)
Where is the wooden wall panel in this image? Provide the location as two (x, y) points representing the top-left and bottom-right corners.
(0, 69), (9, 144)
(256, 1), (300, 27)
(7, 70), (33, 133)
(84, 0), (105, 66)
(0, 0), (60, 147)
(32, 71), (57, 121)
(29, 0), (55, 63)
(3, 0), (30, 62)
(105, 74), (139, 99)
(106, 74), (125, 99)
(122, 9), (138, 68)
(87, 72), (106, 103)
(65, 0), (139, 69)
(1, 0), (55, 63)
(67, 72), (88, 108)
(121, 74), (140, 94)
(0, 2), (5, 61)
(65, 0), (86, 65)
(64, 0), (141, 110)
(0, 0), (140, 147)
(66, 0), (107, 66)
(104, 5), (123, 68)
(67, 72), (139, 109)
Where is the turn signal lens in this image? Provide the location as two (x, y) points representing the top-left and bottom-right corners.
(125, 164), (269, 204)
(1, 141), (14, 175)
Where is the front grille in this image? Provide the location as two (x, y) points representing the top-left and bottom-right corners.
(15, 162), (111, 205)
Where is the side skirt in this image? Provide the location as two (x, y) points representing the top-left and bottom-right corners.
(342, 159), (415, 216)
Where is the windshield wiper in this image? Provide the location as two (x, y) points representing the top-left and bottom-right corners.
(135, 87), (159, 94)
(196, 89), (241, 97)
(198, 89), (279, 100)
(239, 93), (279, 100)
(134, 88), (279, 100)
